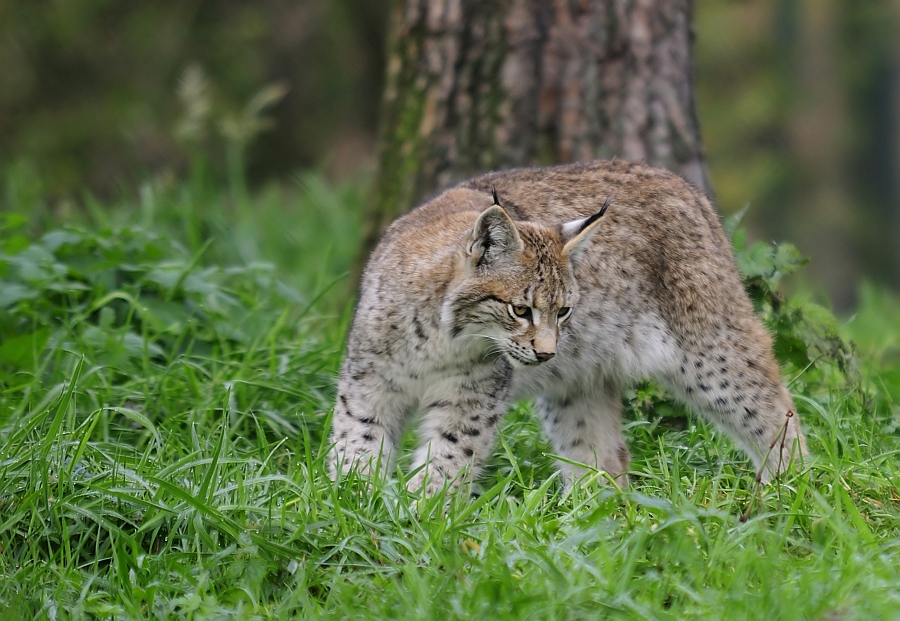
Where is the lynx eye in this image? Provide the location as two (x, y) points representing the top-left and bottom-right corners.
(557, 307), (572, 321)
(508, 304), (532, 320)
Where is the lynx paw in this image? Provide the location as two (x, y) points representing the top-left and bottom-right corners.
(406, 467), (448, 496)
(406, 464), (473, 497)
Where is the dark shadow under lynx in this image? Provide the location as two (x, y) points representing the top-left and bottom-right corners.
(330, 160), (807, 494)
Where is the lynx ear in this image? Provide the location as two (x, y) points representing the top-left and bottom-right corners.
(561, 196), (612, 258)
(467, 205), (523, 266)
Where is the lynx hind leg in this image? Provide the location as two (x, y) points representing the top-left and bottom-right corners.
(662, 323), (808, 482)
(536, 387), (630, 488)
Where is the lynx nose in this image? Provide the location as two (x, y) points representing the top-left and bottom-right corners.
(535, 351), (555, 362)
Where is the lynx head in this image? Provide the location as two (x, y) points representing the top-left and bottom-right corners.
(444, 190), (611, 368)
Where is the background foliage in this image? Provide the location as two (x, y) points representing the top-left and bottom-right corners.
(0, 0), (386, 193)
(696, 0), (900, 308)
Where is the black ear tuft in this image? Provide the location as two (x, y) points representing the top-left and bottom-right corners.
(574, 195), (613, 236)
(561, 195), (613, 257)
(491, 185), (501, 207)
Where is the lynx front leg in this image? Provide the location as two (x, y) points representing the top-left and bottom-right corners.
(329, 370), (413, 480)
(536, 386), (630, 487)
(408, 367), (511, 495)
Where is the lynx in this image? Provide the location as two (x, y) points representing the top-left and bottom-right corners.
(330, 160), (807, 494)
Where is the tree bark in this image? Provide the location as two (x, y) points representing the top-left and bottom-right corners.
(362, 0), (711, 263)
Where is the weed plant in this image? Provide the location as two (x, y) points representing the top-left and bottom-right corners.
(0, 171), (898, 620)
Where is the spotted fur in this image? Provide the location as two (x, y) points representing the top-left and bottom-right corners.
(330, 160), (807, 494)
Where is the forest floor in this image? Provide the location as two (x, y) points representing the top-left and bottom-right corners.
(1, 173), (899, 620)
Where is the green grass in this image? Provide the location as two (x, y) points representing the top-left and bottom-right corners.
(1, 172), (899, 620)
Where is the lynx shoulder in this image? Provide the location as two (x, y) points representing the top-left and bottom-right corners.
(330, 160), (807, 494)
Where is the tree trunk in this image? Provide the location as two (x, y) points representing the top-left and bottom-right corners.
(891, 1), (900, 288)
(361, 0), (711, 263)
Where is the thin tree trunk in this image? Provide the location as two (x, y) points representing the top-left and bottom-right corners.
(891, 1), (900, 287)
(788, 0), (856, 309)
(361, 0), (710, 264)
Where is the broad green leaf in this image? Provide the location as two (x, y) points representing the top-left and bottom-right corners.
(0, 281), (38, 307)
(41, 229), (84, 252)
(0, 328), (50, 368)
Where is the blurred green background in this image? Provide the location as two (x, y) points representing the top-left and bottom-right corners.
(0, 0), (897, 310)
